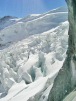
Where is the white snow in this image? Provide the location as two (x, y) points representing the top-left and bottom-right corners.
(30, 14), (41, 16)
(0, 7), (69, 101)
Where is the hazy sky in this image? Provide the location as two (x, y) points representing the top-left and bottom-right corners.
(0, 0), (66, 17)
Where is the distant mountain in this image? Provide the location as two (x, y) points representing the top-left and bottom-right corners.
(0, 16), (20, 30)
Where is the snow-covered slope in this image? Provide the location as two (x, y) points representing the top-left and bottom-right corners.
(0, 7), (68, 49)
(0, 7), (69, 101)
(0, 16), (20, 30)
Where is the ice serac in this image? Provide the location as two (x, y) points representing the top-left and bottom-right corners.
(48, 0), (76, 101)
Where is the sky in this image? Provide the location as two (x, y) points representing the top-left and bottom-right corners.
(0, 0), (66, 18)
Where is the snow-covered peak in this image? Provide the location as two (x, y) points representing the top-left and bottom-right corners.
(0, 16), (19, 30)
(0, 16), (16, 20)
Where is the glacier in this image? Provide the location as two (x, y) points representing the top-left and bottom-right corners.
(0, 7), (69, 101)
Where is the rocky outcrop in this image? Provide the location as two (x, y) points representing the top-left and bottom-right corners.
(48, 0), (76, 101)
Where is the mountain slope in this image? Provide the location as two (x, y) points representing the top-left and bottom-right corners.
(0, 16), (20, 30)
(0, 7), (69, 101)
(0, 7), (68, 49)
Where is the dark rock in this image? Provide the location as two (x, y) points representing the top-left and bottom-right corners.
(48, 0), (76, 101)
